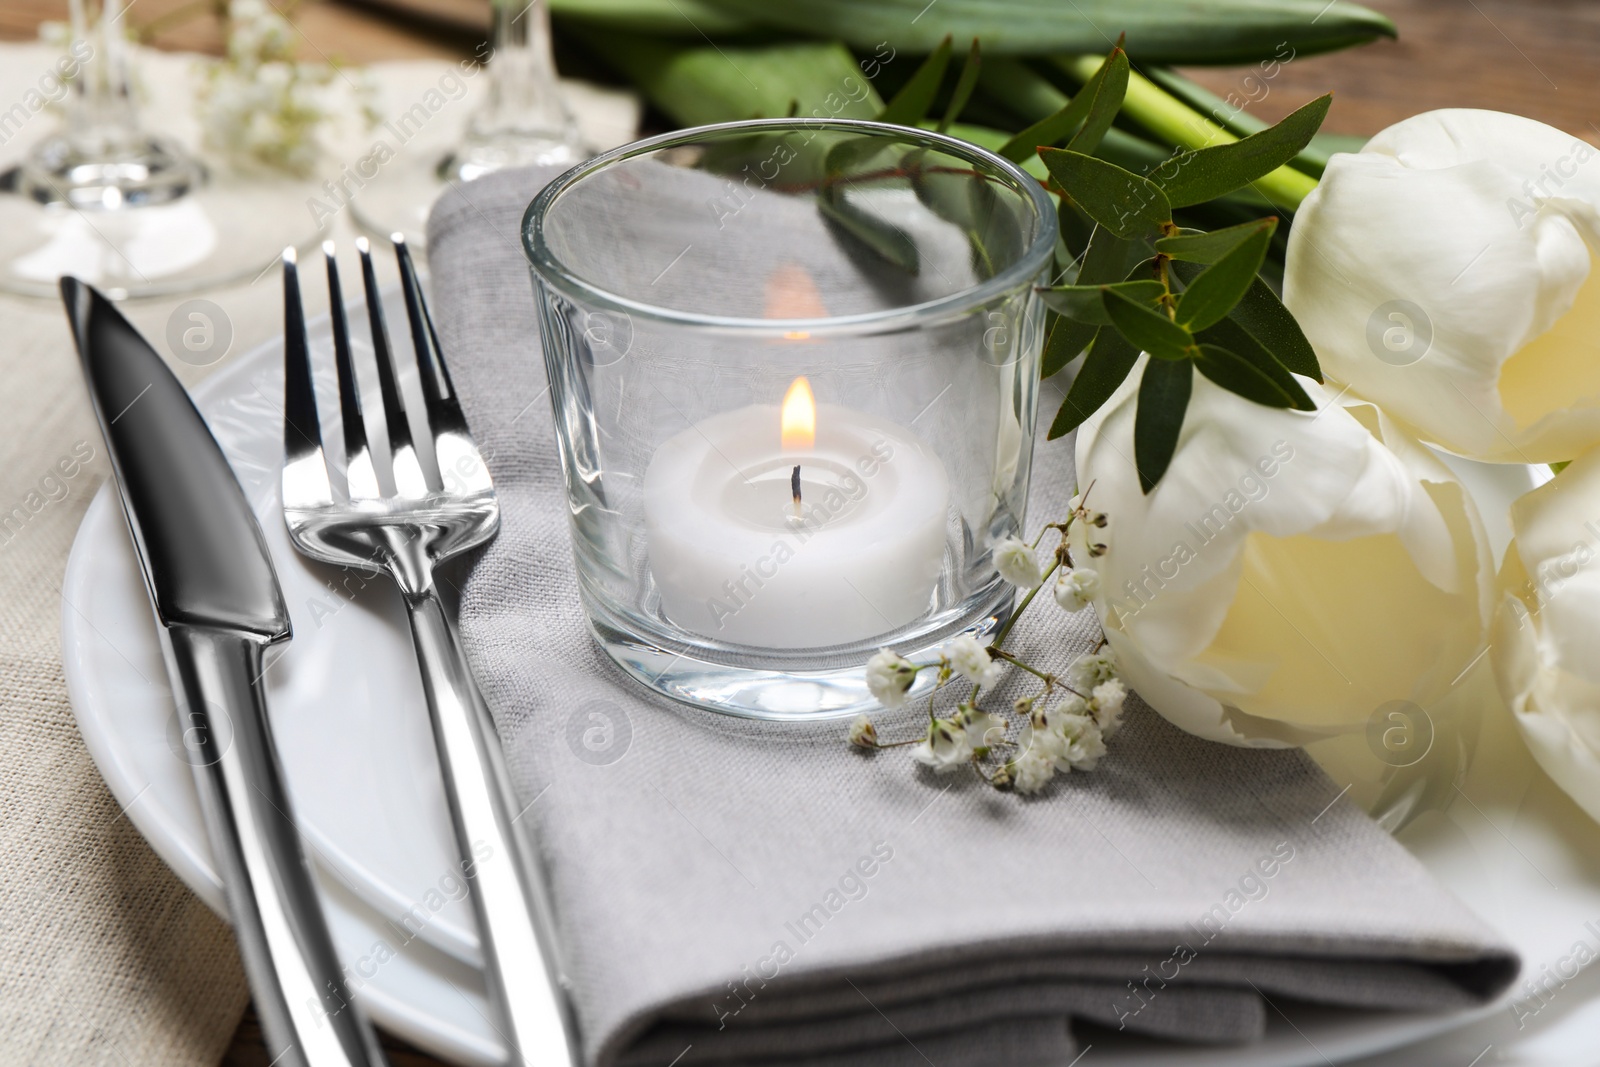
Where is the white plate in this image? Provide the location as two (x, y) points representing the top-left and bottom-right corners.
(61, 307), (1600, 1066)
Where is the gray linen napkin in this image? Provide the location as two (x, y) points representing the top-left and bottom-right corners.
(426, 166), (1517, 1067)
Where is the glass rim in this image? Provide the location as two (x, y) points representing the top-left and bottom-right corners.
(521, 117), (1057, 335)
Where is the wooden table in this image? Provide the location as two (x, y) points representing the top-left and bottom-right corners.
(3, 1), (1594, 1064)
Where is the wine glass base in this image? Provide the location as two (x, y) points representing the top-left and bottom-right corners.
(10, 132), (200, 210)
(0, 172), (324, 300)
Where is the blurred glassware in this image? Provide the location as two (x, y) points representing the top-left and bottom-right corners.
(0, 0), (321, 299)
(350, 0), (583, 251)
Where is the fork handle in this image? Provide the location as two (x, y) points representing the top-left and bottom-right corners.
(402, 588), (581, 1067)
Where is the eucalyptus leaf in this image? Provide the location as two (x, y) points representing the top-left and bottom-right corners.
(1040, 149), (1171, 239)
(1152, 94), (1332, 208)
(1135, 358), (1192, 493)
(1195, 317), (1314, 409)
(1039, 280), (1164, 324)
(1076, 222), (1147, 287)
(1049, 327), (1140, 437)
(1141, 65), (1367, 179)
(694, 0), (1395, 64)
(996, 47), (1127, 161)
(1104, 287), (1192, 361)
(1156, 218), (1277, 264)
(1057, 198), (1095, 262)
(968, 176), (1026, 280)
(818, 187), (920, 274)
(1174, 260), (1322, 381)
(878, 36), (954, 126)
(1174, 223), (1272, 330)
(1066, 48), (1129, 154)
(1195, 344), (1296, 407)
(938, 39), (984, 132)
(1041, 312), (1099, 379)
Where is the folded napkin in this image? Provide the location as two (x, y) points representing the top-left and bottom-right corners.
(427, 165), (1517, 1067)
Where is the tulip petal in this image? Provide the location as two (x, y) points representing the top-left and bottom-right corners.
(1285, 109), (1600, 462)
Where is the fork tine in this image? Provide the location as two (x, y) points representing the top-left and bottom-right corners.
(393, 234), (465, 436)
(326, 241), (381, 500)
(392, 233), (492, 496)
(357, 236), (429, 497)
(281, 247), (333, 508)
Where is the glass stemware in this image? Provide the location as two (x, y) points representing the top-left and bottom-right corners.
(0, 0), (322, 299)
(349, 0), (584, 250)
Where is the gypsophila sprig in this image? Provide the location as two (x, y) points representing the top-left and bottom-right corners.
(197, 0), (341, 176)
(994, 536), (1044, 588)
(864, 648), (919, 708)
(1054, 567), (1100, 612)
(847, 490), (1127, 795)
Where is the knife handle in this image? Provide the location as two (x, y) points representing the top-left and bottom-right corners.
(165, 627), (388, 1067)
(402, 587), (581, 1067)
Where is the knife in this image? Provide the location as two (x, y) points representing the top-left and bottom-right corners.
(63, 278), (390, 1067)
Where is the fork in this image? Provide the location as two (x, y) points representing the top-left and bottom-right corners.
(281, 236), (579, 1067)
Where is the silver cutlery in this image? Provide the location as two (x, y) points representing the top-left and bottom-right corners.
(280, 237), (579, 1067)
(64, 277), (390, 1067)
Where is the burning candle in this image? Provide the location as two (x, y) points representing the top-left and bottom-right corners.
(643, 376), (951, 648)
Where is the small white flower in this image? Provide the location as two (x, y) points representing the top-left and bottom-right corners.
(847, 715), (878, 748)
(911, 716), (973, 773)
(1068, 649), (1119, 692)
(1053, 567), (1100, 612)
(1010, 747), (1056, 794)
(994, 536), (1043, 588)
(957, 704), (1008, 753)
(1090, 678), (1129, 739)
(1056, 712), (1108, 771)
(1045, 693), (1090, 722)
(944, 635), (1004, 688)
(864, 648), (917, 709)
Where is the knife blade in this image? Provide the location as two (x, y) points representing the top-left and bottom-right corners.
(63, 278), (390, 1067)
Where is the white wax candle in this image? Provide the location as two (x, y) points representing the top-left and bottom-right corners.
(643, 402), (950, 648)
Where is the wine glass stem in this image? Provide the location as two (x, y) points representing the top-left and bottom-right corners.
(474, 0), (573, 140)
(67, 0), (141, 152)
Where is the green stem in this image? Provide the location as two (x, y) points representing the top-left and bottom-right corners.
(1056, 55), (1319, 210)
(989, 647), (1055, 685)
(992, 559), (1061, 649)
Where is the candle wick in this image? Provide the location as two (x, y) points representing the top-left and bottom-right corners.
(791, 464), (803, 520)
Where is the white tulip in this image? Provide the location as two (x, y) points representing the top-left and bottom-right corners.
(1284, 109), (1600, 464)
(1070, 357), (1494, 746)
(1491, 449), (1600, 823)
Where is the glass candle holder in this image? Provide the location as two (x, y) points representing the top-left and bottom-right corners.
(524, 118), (1055, 719)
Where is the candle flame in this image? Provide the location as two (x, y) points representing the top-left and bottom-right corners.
(781, 376), (816, 452)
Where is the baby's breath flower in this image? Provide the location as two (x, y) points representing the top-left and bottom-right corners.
(1045, 692), (1089, 722)
(944, 635), (1004, 688)
(994, 536), (1043, 588)
(1068, 648), (1119, 692)
(956, 704), (1007, 753)
(864, 648), (917, 709)
(1090, 678), (1129, 739)
(910, 716), (972, 773)
(1053, 567), (1100, 612)
(847, 715), (878, 749)
(1057, 712), (1107, 771)
(1010, 747), (1056, 794)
